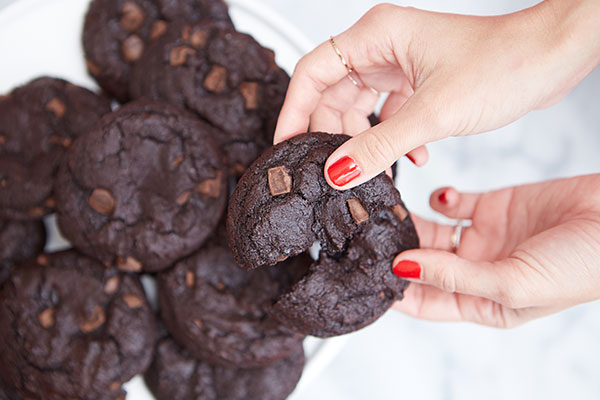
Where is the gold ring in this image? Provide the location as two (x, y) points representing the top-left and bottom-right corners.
(450, 220), (465, 252)
(329, 36), (378, 94)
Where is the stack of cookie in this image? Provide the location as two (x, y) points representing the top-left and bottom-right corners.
(0, 0), (419, 399)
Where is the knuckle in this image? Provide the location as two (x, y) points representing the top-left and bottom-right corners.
(359, 131), (398, 168)
(432, 266), (457, 294)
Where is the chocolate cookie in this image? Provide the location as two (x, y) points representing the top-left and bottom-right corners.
(0, 251), (157, 399)
(0, 219), (46, 285)
(227, 132), (419, 337)
(157, 226), (309, 368)
(83, 0), (232, 102)
(145, 335), (305, 400)
(55, 99), (227, 272)
(129, 21), (290, 175)
(0, 77), (111, 220)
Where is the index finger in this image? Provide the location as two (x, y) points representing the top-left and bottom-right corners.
(273, 36), (351, 144)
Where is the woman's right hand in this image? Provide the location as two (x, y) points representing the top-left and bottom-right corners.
(274, 0), (600, 190)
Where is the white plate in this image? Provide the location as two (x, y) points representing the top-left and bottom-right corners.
(0, 0), (348, 398)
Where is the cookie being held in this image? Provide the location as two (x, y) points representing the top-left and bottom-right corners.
(56, 100), (227, 272)
(0, 251), (157, 399)
(227, 132), (419, 337)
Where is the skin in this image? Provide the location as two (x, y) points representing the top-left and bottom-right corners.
(274, 0), (600, 326)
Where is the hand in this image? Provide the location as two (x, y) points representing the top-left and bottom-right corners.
(391, 174), (600, 328)
(274, 1), (600, 190)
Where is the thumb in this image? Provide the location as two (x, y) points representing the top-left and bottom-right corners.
(391, 249), (527, 309)
(324, 87), (443, 189)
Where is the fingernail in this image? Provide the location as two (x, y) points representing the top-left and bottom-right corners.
(327, 156), (361, 187)
(438, 191), (448, 204)
(406, 153), (417, 165)
(392, 260), (421, 279)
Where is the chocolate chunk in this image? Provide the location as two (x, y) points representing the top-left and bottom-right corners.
(38, 308), (55, 329)
(88, 188), (115, 215)
(27, 207), (45, 218)
(181, 25), (191, 41)
(393, 204), (408, 221)
(45, 197), (56, 208)
(240, 81), (259, 110)
(150, 20), (168, 40)
(190, 28), (210, 48)
(120, 2), (145, 32)
(267, 166), (292, 196)
(185, 270), (194, 287)
(0, 135), (5, 144)
(117, 256), (142, 272)
(195, 172), (222, 198)
(104, 276), (120, 294)
(169, 46), (195, 67)
(176, 191), (191, 205)
(193, 318), (203, 329)
(79, 305), (105, 333)
(46, 98), (66, 118)
(109, 381), (121, 392)
(121, 35), (144, 62)
(203, 65), (227, 93)
(347, 198), (369, 224)
(171, 156), (183, 167)
(49, 135), (72, 148)
(122, 294), (143, 309)
(36, 255), (49, 266)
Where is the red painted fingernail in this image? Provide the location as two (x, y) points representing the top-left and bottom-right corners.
(392, 260), (421, 279)
(327, 156), (361, 187)
(438, 191), (448, 204)
(406, 153), (417, 165)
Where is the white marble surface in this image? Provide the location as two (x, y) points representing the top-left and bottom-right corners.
(0, 0), (598, 399)
(256, 1), (600, 400)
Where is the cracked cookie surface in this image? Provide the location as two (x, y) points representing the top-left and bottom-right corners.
(227, 132), (419, 337)
(0, 77), (111, 220)
(157, 225), (309, 368)
(129, 20), (289, 176)
(56, 100), (227, 272)
(145, 335), (305, 400)
(0, 219), (46, 285)
(83, 0), (232, 102)
(0, 251), (157, 399)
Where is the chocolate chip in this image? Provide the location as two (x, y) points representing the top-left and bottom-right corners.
(181, 25), (191, 41)
(104, 276), (120, 294)
(117, 256), (142, 272)
(49, 135), (72, 148)
(0, 135), (5, 144)
(215, 282), (225, 290)
(267, 166), (292, 196)
(240, 81), (259, 110)
(170, 46), (195, 67)
(89, 188), (115, 215)
(36, 255), (49, 266)
(171, 156), (184, 167)
(27, 207), (45, 217)
(122, 294), (143, 309)
(190, 28), (210, 48)
(46, 98), (66, 118)
(150, 20), (167, 40)
(347, 198), (369, 224)
(392, 204), (408, 221)
(109, 381), (121, 392)
(45, 197), (56, 208)
(203, 65), (227, 93)
(120, 1), (145, 32)
(80, 305), (105, 333)
(185, 270), (195, 287)
(38, 307), (55, 329)
(121, 35), (144, 62)
(0, 178), (6, 187)
(195, 171), (222, 198)
(193, 318), (203, 329)
(86, 59), (101, 76)
(176, 191), (191, 205)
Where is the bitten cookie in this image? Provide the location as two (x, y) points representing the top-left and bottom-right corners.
(55, 100), (227, 272)
(129, 21), (289, 176)
(83, 0), (232, 102)
(157, 225), (309, 368)
(0, 251), (157, 399)
(145, 335), (305, 400)
(227, 132), (419, 337)
(0, 219), (46, 285)
(0, 77), (111, 219)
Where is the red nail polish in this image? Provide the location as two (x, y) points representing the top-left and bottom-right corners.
(406, 153), (417, 165)
(327, 156), (361, 187)
(392, 260), (421, 279)
(438, 191), (448, 204)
